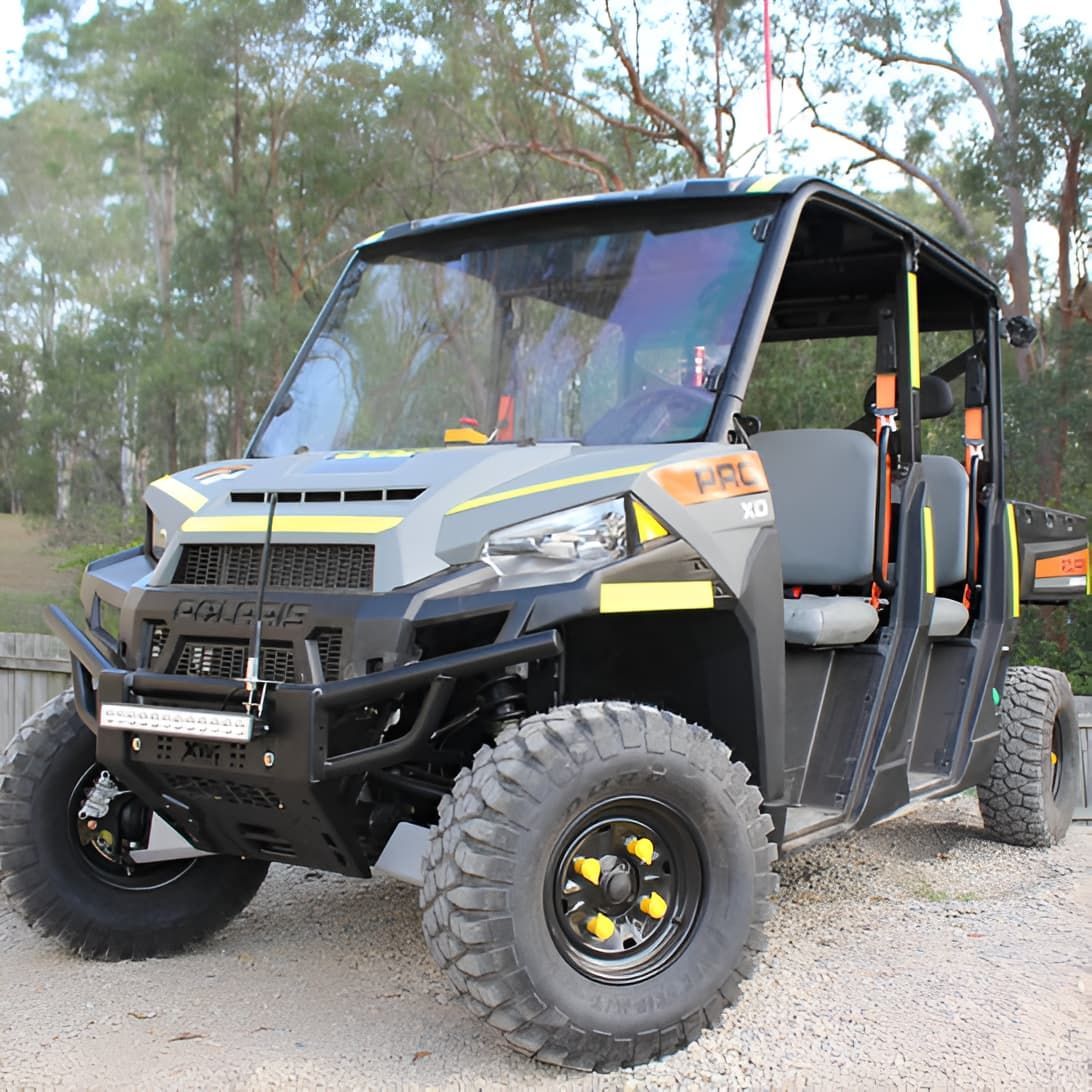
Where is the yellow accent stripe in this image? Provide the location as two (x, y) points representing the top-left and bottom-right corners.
(746, 173), (786, 193)
(181, 514), (402, 535)
(907, 270), (921, 388)
(922, 505), (936, 594)
(332, 449), (417, 460)
(632, 500), (669, 543)
(600, 580), (714, 614)
(447, 463), (655, 516)
(1006, 502), (1021, 617)
(150, 475), (207, 513)
(362, 230), (385, 244)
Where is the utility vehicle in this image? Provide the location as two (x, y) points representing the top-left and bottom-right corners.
(1, 176), (1086, 1072)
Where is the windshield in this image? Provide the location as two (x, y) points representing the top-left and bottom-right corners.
(251, 208), (768, 456)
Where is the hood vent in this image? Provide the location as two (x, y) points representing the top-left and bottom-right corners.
(231, 487), (425, 504)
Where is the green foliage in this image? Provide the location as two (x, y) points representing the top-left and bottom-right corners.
(0, 0), (1086, 688)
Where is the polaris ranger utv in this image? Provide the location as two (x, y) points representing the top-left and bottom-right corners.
(2, 176), (1086, 1072)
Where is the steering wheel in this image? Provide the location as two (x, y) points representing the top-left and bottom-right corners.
(584, 385), (715, 445)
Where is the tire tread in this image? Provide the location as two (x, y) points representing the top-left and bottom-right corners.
(420, 701), (777, 1071)
(0, 691), (268, 960)
(978, 666), (1077, 848)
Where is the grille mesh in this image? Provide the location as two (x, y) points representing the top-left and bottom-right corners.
(174, 641), (296, 683)
(173, 544), (374, 591)
(149, 623), (170, 663)
(315, 629), (343, 682)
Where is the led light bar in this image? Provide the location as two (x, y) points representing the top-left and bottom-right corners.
(100, 703), (255, 742)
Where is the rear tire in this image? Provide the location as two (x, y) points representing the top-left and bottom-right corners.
(0, 691), (269, 960)
(420, 702), (777, 1071)
(978, 666), (1079, 847)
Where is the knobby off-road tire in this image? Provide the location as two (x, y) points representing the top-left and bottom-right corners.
(0, 691), (269, 960)
(420, 702), (777, 1072)
(978, 666), (1079, 847)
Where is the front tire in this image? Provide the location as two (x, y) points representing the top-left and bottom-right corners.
(420, 702), (777, 1071)
(0, 691), (269, 960)
(978, 666), (1080, 847)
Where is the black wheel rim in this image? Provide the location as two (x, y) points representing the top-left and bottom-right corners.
(545, 796), (703, 985)
(1048, 718), (1063, 799)
(67, 765), (195, 891)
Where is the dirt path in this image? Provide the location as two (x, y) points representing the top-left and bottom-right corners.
(1, 796), (1089, 1089)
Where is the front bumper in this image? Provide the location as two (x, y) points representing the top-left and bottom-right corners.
(47, 604), (562, 875)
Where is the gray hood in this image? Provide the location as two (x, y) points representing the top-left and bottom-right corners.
(145, 443), (722, 591)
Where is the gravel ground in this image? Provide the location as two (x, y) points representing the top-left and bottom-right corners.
(1, 795), (1088, 1090)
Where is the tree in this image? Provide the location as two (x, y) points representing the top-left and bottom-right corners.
(785, 0), (1090, 381)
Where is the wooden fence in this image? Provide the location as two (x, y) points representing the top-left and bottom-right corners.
(0, 632), (71, 752)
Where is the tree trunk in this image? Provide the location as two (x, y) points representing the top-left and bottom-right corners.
(137, 132), (179, 470)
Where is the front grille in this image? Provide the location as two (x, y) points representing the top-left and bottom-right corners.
(314, 629), (343, 682)
(149, 623), (170, 663)
(173, 640), (296, 683)
(173, 544), (374, 591)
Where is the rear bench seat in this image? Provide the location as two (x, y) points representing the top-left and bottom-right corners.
(922, 454), (970, 637)
(751, 433), (972, 645)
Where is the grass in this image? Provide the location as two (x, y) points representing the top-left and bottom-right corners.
(909, 879), (978, 903)
(0, 514), (82, 633)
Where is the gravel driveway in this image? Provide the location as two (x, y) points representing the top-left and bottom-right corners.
(2, 795), (1088, 1089)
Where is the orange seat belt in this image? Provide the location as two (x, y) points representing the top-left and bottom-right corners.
(962, 404), (984, 608)
(495, 393), (515, 442)
(871, 371), (897, 607)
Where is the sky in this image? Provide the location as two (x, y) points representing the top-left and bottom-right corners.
(0, 0), (1087, 259)
(2, 0), (1086, 136)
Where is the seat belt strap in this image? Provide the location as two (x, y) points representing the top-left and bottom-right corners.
(871, 371), (898, 606)
(962, 405), (984, 606)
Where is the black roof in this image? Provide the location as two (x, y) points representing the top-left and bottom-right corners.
(358, 174), (998, 302)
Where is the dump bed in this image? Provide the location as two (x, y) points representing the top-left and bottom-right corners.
(1011, 500), (1089, 604)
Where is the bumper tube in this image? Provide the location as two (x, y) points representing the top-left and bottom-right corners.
(44, 605), (111, 732)
(50, 601), (563, 780)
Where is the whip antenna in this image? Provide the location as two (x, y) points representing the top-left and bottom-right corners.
(244, 491), (278, 715)
(763, 0), (773, 172)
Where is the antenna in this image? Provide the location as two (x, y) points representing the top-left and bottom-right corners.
(244, 492), (278, 716)
(763, 0), (773, 173)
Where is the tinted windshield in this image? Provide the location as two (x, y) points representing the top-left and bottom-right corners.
(251, 208), (767, 455)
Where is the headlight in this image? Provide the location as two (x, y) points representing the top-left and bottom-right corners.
(146, 507), (168, 561)
(482, 498), (628, 580)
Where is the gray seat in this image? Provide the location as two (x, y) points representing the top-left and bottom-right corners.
(752, 429), (880, 646)
(922, 454), (970, 637)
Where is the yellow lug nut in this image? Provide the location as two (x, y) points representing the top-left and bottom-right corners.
(586, 913), (615, 941)
(625, 836), (655, 865)
(640, 891), (668, 920)
(572, 857), (601, 885)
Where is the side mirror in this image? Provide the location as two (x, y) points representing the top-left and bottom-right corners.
(1004, 315), (1038, 348)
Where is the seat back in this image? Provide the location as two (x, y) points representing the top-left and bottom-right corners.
(922, 455), (969, 588)
(751, 429), (878, 586)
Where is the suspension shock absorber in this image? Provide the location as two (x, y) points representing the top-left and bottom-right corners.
(476, 674), (526, 736)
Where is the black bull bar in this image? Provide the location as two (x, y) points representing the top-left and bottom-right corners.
(46, 604), (563, 782)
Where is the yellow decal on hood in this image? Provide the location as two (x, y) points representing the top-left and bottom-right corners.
(181, 515), (402, 534)
(447, 463), (655, 515)
(150, 475), (207, 513)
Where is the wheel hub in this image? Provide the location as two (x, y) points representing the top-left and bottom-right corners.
(67, 764), (193, 890)
(546, 797), (703, 985)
